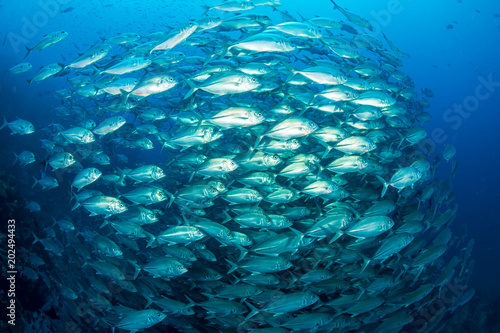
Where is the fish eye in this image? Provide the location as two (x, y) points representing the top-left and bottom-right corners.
(177, 265), (183, 270)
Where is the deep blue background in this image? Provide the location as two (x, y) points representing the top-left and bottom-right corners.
(0, 0), (499, 298)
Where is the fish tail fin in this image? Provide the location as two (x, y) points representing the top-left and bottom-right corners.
(253, 134), (264, 149)
(116, 168), (128, 187)
(188, 170), (196, 183)
(163, 189), (175, 208)
(281, 61), (296, 82)
(289, 227), (305, 244)
(128, 260), (141, 280)
(51, 216), (57, 227)
(12, 152), (18, 165)
(202, 51), (217, 66)
(24, 46), (32, 59)
(183, 78), (197, 100)
(376, 175), (389, 198)
(234, 243), (248, 262)
(119, 88), (131, 106)
(144, 231), (156, 248)
(396, 131), (404, 149)
(68, 190), (75, 204)
(225, 258), (239, 274)
(200, 4), (210, 16)
(192, 110), (204, 128)
(185, 295), (196, 307)
(144, 295), (154, 308)
(32, 232), (40, 244)
(229, 274), (240, 285)
(244, 301), (260, 322)
(359, 253), (371, 274)
(330, 0), (340, 9)
(99, 220), (109, 229)
(357, 286), (366, 300)
(286, 272), (298, 289)
(318, 142), (333, 159)
(329, 230), (343, 243)
(57, 62), (67, 71)
(71, 201), (80, 211)
(221, 210), (232, 224)
(218, 45), (232, 60)
(1, 116), (8, 130)
(31, 176), (39, 188)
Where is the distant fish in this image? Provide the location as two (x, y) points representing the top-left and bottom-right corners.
(13, 151), (35, 166)
(6, 62), (32, 75)
(61, 7), (74, 13)
(24, 30), (68, 58)
(26, 201), (41, 212)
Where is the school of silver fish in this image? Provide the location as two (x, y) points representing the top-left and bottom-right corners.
(5, 0), (475, 332)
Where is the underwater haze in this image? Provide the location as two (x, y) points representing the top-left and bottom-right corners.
(0, 0), (499, 332)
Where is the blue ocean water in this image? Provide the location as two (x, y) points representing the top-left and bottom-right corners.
(0, 0), (499, 332)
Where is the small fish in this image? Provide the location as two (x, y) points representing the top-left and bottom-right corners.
(26, 201), (41, 212)
(68, 44), (112, 68)
(101, 57), (151, 75)
(93, 116), (126, 136)
(27, 63), (64, 85)
(81, 195), (127, 217)
(150, 22), (198, 53)
(116, 309), (166, 331)
(330, 0), (373, 31)
(1, 117), (34, 135)
(13, 151), (35, 166)
(7, 62), (32, 74)
(59, 127), (95, 144)
(72, 168), (102, 191)
(47, 152), (75, 171)
(32, 173), (58, 189)
(24, 30), (68, 58)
